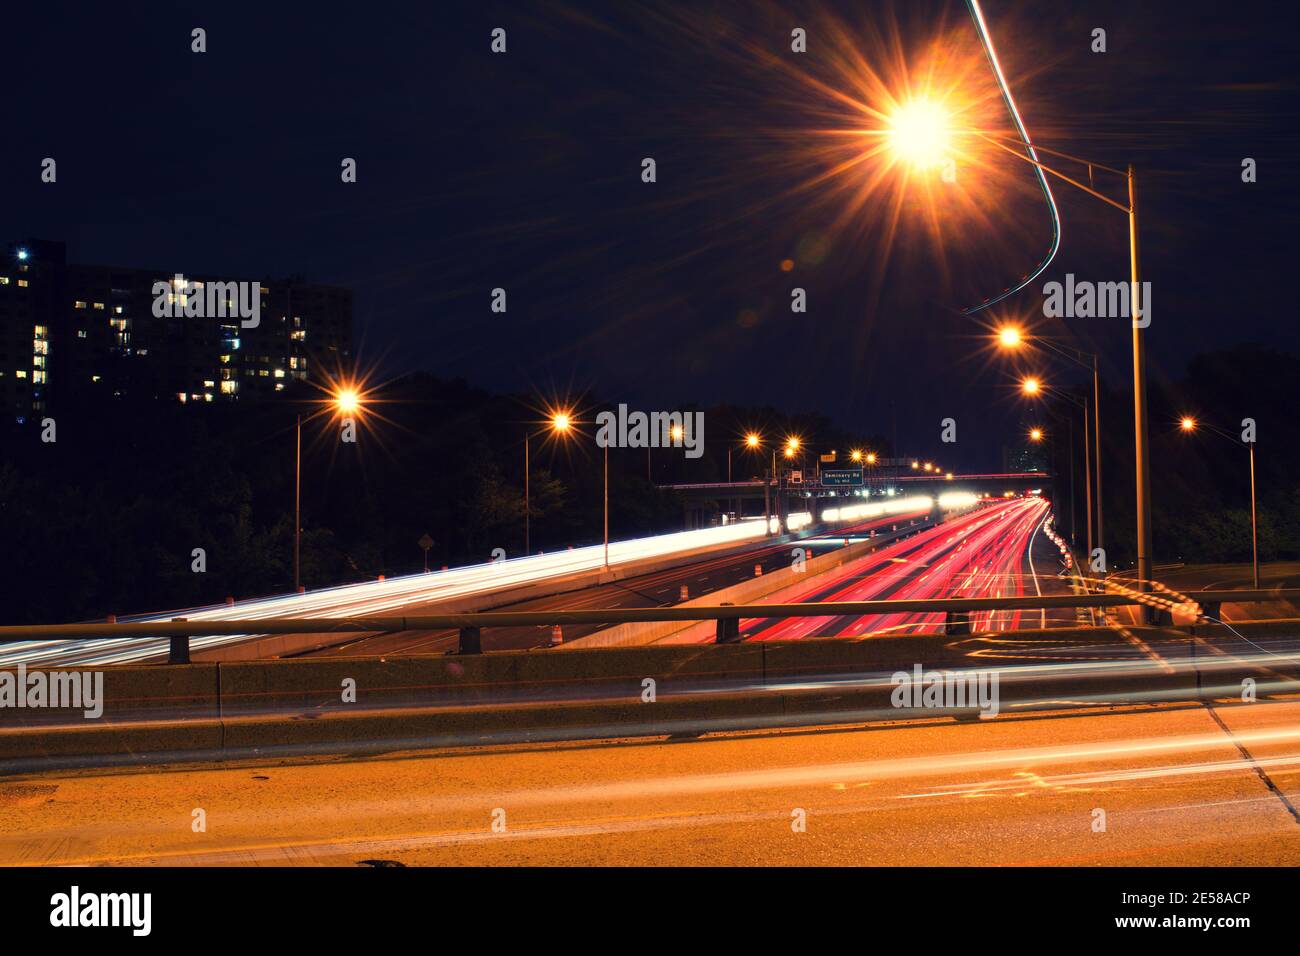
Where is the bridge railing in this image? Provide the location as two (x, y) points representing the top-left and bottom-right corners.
(2, 589), (1297, 662)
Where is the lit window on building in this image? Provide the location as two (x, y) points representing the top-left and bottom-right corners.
(290, 330), (307, 341)
(17, 279), (29, 287)
(77, 330), (87, 338)
(221, 380), (238, 394)
(93, 302), (105, 310)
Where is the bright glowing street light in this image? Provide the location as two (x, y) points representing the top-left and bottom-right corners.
(296, 384), (370, 592)
(1021, 377), (1041, 396)
(333, 388), (361, 416)
(526, 407), (576, 555)
(865, 452), (877, 465)
(997, 326), (1023, 349)
(850, 449), (863, 463)
(887, 99), (952, 169)
(1178, 415), (1258, 587)
(1029, 428), (1043, 442)
(746, 432), (761, 448)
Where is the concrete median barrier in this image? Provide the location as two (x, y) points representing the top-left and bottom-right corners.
(3, 621), (1299, 772)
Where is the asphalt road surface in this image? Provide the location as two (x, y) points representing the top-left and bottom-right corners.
(297, 510), (930, 656)
(3, 697), (1298, 865)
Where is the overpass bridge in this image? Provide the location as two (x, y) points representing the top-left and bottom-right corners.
(659, 472), (1051, 527)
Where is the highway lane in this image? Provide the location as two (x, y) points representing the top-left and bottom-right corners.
(737, 497), (1068, 640)
(0, 518), (787, 667)
(299, 508), (933, 656)
(4, 697), (1299, 865)
(0, 505), (913, 665)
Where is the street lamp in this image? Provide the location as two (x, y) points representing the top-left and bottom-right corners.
(1179, 417), (1259, 588)
(998, 326), (1106, 570)
(295, 386), (366, 592)
(1022, 377), (1094, 569)
(970, 136), (1149, 607)
(883, 3), (1154, 612)
(524, 409), (573, 556)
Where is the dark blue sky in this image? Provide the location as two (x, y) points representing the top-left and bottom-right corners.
(5, 0), (1298, 469)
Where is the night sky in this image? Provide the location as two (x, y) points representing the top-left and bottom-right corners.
(5, 0), (1298, 470)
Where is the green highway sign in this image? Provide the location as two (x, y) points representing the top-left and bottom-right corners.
(820, 469), (863, 486)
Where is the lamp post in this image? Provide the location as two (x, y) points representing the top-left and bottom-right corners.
(999, 328), (1105, 569)
(524, 410), (572, 556)
(295, 387), (362, 593)
(1179, 417), (1259, 588)
(886, 63), (1154, 614)
(1022, 376), (1092, 569)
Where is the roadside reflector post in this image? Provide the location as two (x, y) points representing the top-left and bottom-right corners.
(169, 619), (190, 664)
(716, 603), (741, 643)
(754, 564), (763, 577)
(458, 626), (482, 654)
(947, 611), (971, 636)
(679, 584), (689, 601)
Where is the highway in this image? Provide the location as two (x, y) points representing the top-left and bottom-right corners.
(4, 697), (1298, 865)
(719, 496), (1074, 641)
(298, 507), (933, 656)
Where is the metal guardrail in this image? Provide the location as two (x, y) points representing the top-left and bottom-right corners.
(2, 589), (1298, 661)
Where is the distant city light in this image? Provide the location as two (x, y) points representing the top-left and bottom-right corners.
(16, 248), (29, 261)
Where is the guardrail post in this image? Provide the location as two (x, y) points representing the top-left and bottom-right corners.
(715, 602), (741, 643)
(458, 626), (482, 654)
(946, 611), (971, 636)
(169, 618), (190, 664)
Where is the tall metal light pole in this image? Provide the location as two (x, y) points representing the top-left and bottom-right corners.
(999, 329), (1104, 573)
(1180, 417), (1259, 589)
(294, 414), (302, 592)
(1024, 377), (1093, 563)
(296, 387), (363, 593)
(524, 433), (531, 556)
(1128, 165), (1153, 598)
(603, 442), (610, 569)
(525, 410), (573, 557)
(972, 132), (1152, 614)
